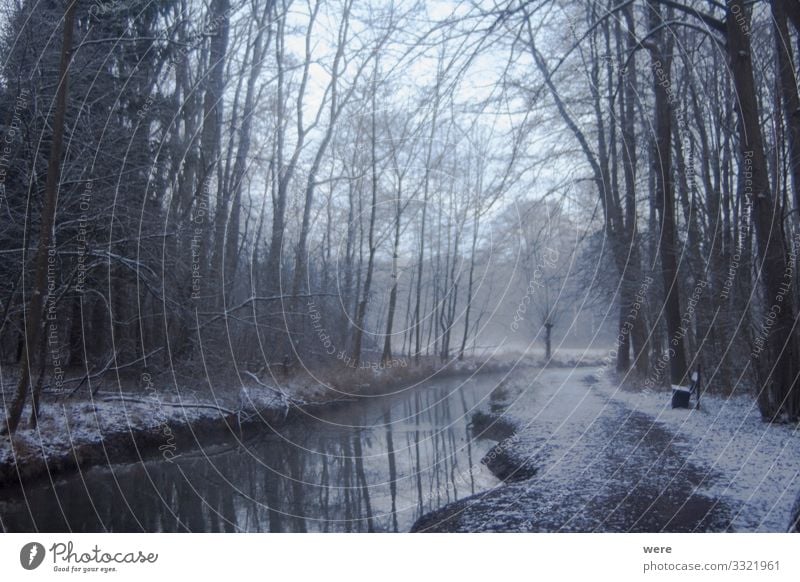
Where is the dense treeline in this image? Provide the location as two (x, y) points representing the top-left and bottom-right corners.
(508, 0), (800, 423)
(0, 0), (798, 434)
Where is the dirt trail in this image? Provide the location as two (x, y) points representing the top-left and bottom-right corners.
(413, 368), (733, 532)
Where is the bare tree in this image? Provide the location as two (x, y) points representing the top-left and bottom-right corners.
(4, 0), (76, 435)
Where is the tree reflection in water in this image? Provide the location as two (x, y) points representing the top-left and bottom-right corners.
(0, 375), (501, 532)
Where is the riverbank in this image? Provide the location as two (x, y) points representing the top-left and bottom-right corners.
(0, 357), (506, 491)
(412, 367), (800, 532)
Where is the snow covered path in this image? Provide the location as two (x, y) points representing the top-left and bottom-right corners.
(412, 367), (799, 532)
(594, 372), (800, 532)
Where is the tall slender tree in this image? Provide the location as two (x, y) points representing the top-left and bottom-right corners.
(4, 0), (77, 435)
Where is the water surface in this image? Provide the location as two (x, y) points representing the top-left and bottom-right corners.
(0, 373), (502, 532)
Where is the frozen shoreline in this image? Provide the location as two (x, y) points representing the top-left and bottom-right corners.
(0, 359), (503, 491)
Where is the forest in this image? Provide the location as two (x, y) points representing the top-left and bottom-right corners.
(0, 0), (799, 533)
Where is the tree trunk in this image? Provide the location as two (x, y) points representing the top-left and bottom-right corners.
(648, 1), (688, 385)
(201, 0), (229, 304)
(29, 331), (49, 429)
(772, 0), (800, 213)
(617, 0), (649, 376)
(382, 182), (402, 362)
(4, 0), (76, 435)
(616, 301), (632, 371)
(726, 0), (800, 420)
(220, 3), (272, 296)
(352, 66), (380, 366)
(544, 322), (553, 361)
(459, 206), (481, 361)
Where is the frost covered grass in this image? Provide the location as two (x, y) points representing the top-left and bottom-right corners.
(491, 347), (610, 369)
(0, 396), (220, 483)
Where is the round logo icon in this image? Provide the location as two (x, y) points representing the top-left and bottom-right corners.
(20, 542), (46, 570)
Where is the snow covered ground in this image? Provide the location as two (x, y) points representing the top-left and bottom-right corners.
(0, 396), (223, 484)
(595, 374), (800, 532)
(3, 361), (797, 532)
(414, 366), (799, 532)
